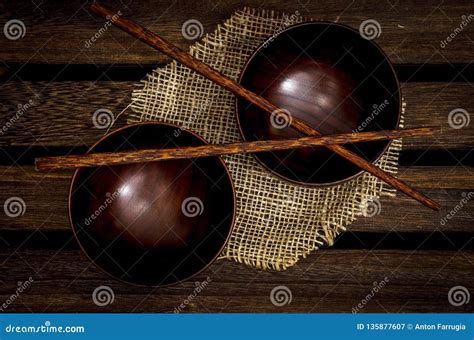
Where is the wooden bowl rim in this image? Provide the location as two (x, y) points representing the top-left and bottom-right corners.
(235, 21), (402, 187)
(68, 121), (236, 287)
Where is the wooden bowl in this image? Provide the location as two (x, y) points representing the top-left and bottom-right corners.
(236, 22), (401, 185)
(69, 123), (235, 286)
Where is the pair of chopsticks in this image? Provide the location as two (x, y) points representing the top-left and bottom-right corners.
(36, 2), (441, 211)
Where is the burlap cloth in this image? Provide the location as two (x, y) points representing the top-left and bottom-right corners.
(129, 8), (404, 271)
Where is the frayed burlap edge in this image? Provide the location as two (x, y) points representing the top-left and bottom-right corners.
(128, 8), (404, 271)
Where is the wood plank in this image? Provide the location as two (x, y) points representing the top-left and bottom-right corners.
(0, 248), (471, 312)
(0, 166), (70, 231)
(402, 83), (474, 149)
(397, 166), (473, 190)
(349, 165), (474, 232)
(0, 81), (131, 147)
(0, 81), (473, 149)
(0, 165), (472, 233)
(1, 0), (473, 64)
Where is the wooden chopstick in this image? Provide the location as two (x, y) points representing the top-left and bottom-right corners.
(35, 127), (436, 171)
(88, 2), (441, 211)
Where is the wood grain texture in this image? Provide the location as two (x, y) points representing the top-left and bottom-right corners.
(402, 83), (474, 149)
(0, 248), (472, 312)
(0, 0), (472, 64)
(0, 81), (130, 147)
(0, 166), (471, 233)
(0, 82), (471, 148)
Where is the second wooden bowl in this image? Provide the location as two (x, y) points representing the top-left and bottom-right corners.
(236, 22), (401, 185)
(69, 122), (235, 286)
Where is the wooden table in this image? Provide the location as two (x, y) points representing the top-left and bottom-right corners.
(0, 0), (473, 312)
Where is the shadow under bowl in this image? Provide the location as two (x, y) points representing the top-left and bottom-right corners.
(236, 21), (401, 185)
(69, 122), (235, 286)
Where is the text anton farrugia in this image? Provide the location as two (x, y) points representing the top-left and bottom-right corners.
(415, 323), (466, 332)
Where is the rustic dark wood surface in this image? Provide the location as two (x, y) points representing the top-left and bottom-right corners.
(0, 0), (473, 312)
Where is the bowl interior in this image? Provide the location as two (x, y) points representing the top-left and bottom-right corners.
(69, 123), (235, 286)
(237, 22), (400, 185)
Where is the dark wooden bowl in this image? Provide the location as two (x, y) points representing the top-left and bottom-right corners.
(236, 22), (401, 185)
(69, 122), (235, 286)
